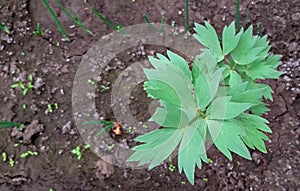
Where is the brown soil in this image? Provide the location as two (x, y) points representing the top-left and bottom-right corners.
(0, 0), (299, 190)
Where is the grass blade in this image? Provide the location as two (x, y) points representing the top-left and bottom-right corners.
(159, 16), (165, 34)
(56, 0), (93, 35)
(242, 10), (250, 29)
(257, 22), (262, 37)
(91, 7), (125, 34)
(33, 22), (42, 35)
(0, 122), (23, 130)
(41, 0), (70, 41)
(235, 0), (240, 32)
(185, 0), (190, 32)
(0, 22), (11, 34)
(93, 123), (114, 139)
(143, 13), (159, 32)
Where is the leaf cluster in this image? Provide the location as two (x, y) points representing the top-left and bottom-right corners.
(128, 21), (281, 184)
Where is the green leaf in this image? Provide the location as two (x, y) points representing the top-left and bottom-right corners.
(248, 83), (274, 101)
(208, 96), (252, 120)
(246, 62), (282, 80)
(266, 54), (281, 68)
(144, 56), (195, 108)
(128, 128), (184, 169)
(207, 120), (251, 160)
(0, 22), (11, 34)
(194, 22), (223, 62)
(233, 113), (271, 153)
(250, 103), (270, 115)
(178, 119), (207, 184)
(167, 50), (192, 80)
(229, 87), (267, 104)
(222, 22), (242, 55)
(231, 26), (265, 65)
(192, 50), (223, 110)
(150, 102), (189, 128)
(229, 70), (242, 87)
(144, 80), (180, 106)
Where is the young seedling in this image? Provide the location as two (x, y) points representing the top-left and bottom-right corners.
(101, 85), (109, 90)
(83, 120), (122, 139)
(47, 103), (58, 113)
(11, 74), (34, 96)
(91, 8), (125, 34)
(88, 79), (95, 85)
(129, 21), (281, 184)
(143, 13), (165, 34)
(56, 0), (93, 35)
(0, 22), (11, 34)
(185, 0), (190, 33)
(41, 0), (70, 41)
(71, 144), (90, 160)
(33, 22), (42, 36)
(20, 151), (38, 158)
(0, 121), (24, 130)
(9, 158), (14, 167)
(2, 152), (7, 162)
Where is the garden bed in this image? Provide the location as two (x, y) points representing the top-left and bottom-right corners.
(0, 0), (299, 190)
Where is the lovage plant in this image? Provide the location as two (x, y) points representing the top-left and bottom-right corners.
(128, 21), (281, 184)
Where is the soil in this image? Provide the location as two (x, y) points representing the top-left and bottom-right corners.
(0, 0), (299, 190)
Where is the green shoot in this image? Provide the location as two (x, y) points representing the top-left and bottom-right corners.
(20, 151), (38, 158)
(56, 0), (93, 35)
(48, 104), (53, 113)
(33, 23), (42, 36)
(88, 79), (95, 85)
(83, 120), (116, 139)
(235, 0), (240, 31)
(71, 144), (90, 160)
(257, 22), (262, 37)
(242, 11), (250, 29)
(202, 177), (209, 182)
(143, 14), (156, 31)
(2, 152), (7, 162)
(168, 164), (176, 172)
(0, 121), (23, 130)
(185, 0), (190, 32)
(9, 158), (14, 167)
(207, 158), (213, 164)
(41, 0), (70, 41)
(101, 85), (110, 90)
(91, 8), (125, 34)
(71, 146), (82, 160)
(159, 16), (165, 34)
(0, 22), (11, 34)
(11, 74), (34, 96)
(143, 13), (165, 34)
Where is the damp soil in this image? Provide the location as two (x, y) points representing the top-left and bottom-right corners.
(0, 0), (299, 190)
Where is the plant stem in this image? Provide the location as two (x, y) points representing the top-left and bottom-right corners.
(56, 0), (93, 35)
(41, 0), (70, 41)
(159, 16), (165, 34)
(235, 0), (240, 32)
(242, 10), (250, 29)
(257, 22), (262, 37)
(143, 13), (159, 32)
(185, 0), (190, 32)
(92, 7), (125, 34)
